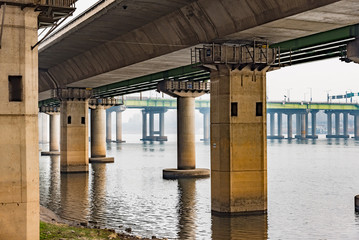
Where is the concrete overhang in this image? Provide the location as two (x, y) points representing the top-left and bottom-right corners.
(39, 0), (359, 100)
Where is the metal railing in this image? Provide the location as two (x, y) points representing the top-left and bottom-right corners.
(36, 0), (76, 8)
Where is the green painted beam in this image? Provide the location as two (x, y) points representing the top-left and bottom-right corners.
(271, 24), (359, 52)
(267, 102), (359, 111)
(125, 99), (210, 109)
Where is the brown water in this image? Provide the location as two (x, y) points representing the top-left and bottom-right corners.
(40, 134), (359, 239)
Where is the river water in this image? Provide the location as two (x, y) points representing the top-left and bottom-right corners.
(39, 134), (359, 239)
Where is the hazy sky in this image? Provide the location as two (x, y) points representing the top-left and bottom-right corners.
(67, 1), (359, 104)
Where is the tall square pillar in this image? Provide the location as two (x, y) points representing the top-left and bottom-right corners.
(0, 6), (39, 240)
(211, 65), (267, 214)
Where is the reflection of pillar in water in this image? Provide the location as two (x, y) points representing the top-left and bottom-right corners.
(212, 214), (268, 239)
(177, 179), (197, 240)
(47, 156), (61, 211)
(90, 164), (107, 224)
(60, 173), (89, 222)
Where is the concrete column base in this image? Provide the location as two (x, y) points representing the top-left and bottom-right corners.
(200, 138), (210, 142)
(326, 135), (350, 139)
(267, 136), (284, 139)
(115, 140), (126, 143)
(163, 168), (210, 179)
(141, 136), (168, 141)
(295, 135), (306, 139)
(89, 157), (114, 163)
(41, 151), (60, 156)
(306, 135), (319, 139)
(61, 165), (89, 173)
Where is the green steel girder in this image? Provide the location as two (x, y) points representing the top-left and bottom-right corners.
(267, 102), (359, 111)
(92, 65), (210, 98)
(271, 24), (359, 52)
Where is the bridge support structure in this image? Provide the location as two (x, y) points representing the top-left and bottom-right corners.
(287, 113), (293, 139)
(39, 112), (49, 143)
(267, 112), (284, 139)
(352, 112), (359, 140)
(115, 105), (126, 143)
(199, 107), (210, 142)
(89, 98), (121, 163)
(106, 109), (112, 142)
(56, 88), (92, 173)
(158, 80), (210, 179)
(141, 108), (168, 142)
(325, 110), (349, 138)
(40, 106), (61, 155)
(193, 43), (276, 215)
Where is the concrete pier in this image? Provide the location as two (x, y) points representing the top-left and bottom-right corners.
(57, 89), (92, 173)
(335, 112), (340, 136)
(295, 113), (301, 138)
(301, 113), (306, 139)
(287, 113), (293, 139)
(106, 110), (112, 142)
(355, 115), (359, 140)
(158, 80), (210, 179)
(200, 108), (210, 142)
(141, 108), (168, 142)
(344, 112), (349, 137)
(41, 112), (60, 155)
(307, 111), (318, 139)
(270, 113), (275, 137)
(326, 111), (333, 137)
(41, 113), (49, 143)
(90, 106), (114, 163)
(115, 106), (126, 143)
(0, 5), (40, 239)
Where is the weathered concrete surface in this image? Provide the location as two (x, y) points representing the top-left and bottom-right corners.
(211, 66), (267, 214)
(163, 168), (210, 179)
(60, 100), (89, 173)
(0, 5), (39, 240)
(38, 0), (359, 97)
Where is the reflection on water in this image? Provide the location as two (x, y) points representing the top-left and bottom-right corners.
(212, 215), (267, 240)
(40, 134), (359, 239)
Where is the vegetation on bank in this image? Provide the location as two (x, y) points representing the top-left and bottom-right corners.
(40, 221), (157, 240)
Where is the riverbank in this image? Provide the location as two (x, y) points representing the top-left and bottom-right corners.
(40, 206), (165, 240)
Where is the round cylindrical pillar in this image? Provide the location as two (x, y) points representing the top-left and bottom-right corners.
(159, 111), (165, 137)
(312, 112), (317, 136)
(335, 112), (340, 136)
(277, 113), (282, 137)
(203, 111), (210, 140)
(106, 110), (112, 142)
(270, 113), (275, 136)
(142, 110), (147, 139)
(305, 113), (308, 137)
(116, 111), (123, 142)
(327, 112), (332, 135)
(355, 115), (359, 139)
(177, 97), (196, 170)
(344, 112), (348, 136)
(91, 106), (106, 157)
(355, 195), (359, 212)
(296, 113), (301, 136)
(49, 113), (60, 152)
(287, 114), (292, 139)
(301, 113), (306, 139)
(149, 111), (154, 137)
(42, 113), (49, 143)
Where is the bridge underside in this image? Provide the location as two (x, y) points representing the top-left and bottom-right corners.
(38, 0), (359, 100)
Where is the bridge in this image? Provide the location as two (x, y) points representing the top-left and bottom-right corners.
(4, 0), (359, 238)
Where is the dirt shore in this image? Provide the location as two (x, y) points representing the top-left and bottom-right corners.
(40, 205), (166, 240)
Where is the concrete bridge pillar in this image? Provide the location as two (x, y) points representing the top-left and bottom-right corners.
(287, 113), (293, 139)
(142, 110), (148, 140)
(335, 112), (340, 136)
(0, 5), (41, 239)
(106, 109), (112, 142)
(295, 113), (301, 138)
(90, 105), (114, 163)
(326, 111), (333, 137)
(115, 106), (126, 143)
(209, 65), (268, 215)
(149, 111), (155, 138)
(301, 113), (306, 139)
(305, 113), (309, 138)
(355, 114), (359, 140)
(42, 113), (49, 143)
(277, 113), (284, 138)
(57, 89), (92, 173)
(49, 113), (61, 152)
(310, 111), (318, 139)
(343, 112), (349, 138)
(158, 80), (210, 179)
(200, 108), (210, 142)
(270, 113), (275, 137)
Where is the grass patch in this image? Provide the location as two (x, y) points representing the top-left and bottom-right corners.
(40, 221), (123, 240)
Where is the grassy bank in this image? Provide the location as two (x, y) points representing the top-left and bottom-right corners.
(40, 221), (156, 240)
